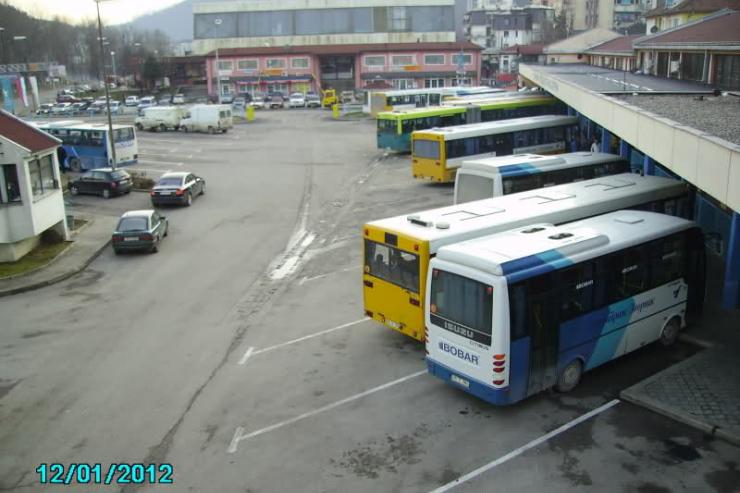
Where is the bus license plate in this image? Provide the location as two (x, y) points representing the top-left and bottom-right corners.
(450, 374), (469, 388)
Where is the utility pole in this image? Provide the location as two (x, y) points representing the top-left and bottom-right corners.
(95, 0), (117, 169)
(215, 47), (222, 103)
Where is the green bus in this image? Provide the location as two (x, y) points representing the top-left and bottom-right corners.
(376, 94), (566, 153)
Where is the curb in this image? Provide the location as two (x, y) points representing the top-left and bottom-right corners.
(0, 239), (112, 298)
(620, 391), (740, 446)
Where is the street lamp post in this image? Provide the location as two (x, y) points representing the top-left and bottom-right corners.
(110, 50), (116, 80)
(94, 0), (117, 169)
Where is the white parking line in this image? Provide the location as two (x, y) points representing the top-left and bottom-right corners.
(237, 318), (368, 366)
(227, 369), (426, 453)
(429, 399), (620, 493)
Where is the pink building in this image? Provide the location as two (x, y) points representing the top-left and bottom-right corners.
(206, 42), (482, 98)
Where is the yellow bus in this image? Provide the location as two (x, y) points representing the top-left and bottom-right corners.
(362, 174), (692, 341)
(411, 114), (579, 183)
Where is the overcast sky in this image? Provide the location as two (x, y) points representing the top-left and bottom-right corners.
(6, 0), (184, 24)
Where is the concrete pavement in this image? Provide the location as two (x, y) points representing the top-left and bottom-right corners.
(0, 212), (117, 297)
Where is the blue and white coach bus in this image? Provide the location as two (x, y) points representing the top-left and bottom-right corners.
(425, 210), (706, 405)
(454, 152), (630, 204)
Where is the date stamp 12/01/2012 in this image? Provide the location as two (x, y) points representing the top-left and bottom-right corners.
(35, 463), (173, 485)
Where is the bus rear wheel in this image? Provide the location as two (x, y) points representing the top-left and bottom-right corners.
(556, 359), (583, 393)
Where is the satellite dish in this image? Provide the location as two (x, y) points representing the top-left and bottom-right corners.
(214, 18), (223, 25)
(650, 25), (658, 33)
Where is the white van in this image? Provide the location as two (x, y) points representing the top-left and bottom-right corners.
(125, 95), (139, 107)
(454, 152), (631, 204)
(179, 104), (233, 134)
(135, 106), (188, 132)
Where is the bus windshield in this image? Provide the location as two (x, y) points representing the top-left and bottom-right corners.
(377, 119), (398, 136)
(413, 139), (440, 159)
(365, 240), (419, 293)
(430, 269), (493, 345)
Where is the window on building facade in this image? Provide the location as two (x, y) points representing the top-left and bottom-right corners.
(681, 53), (704, 82)
(217, 60), (233, 71)
(452, 53), (472, 65)
(389, 7), (408, 31)
(392, 55), (415, 66)
(266, 59), (286, 69)
(238, 59), (258, 71)
(28, 155), (56, 197)
(221, 84), (230, 95)
(364, 55), (385, 66)
(715, 55), (740, 90)
(425, 78), (445, 88)
(291, 57), (309, 69)
(424, 54), (445, 65)
(1, 164), (21, 203)
(393, 79), (416, 90)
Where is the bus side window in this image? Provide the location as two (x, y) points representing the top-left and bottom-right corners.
(609, 245), (649, 301)
(649, 233), (686, 288)
(559, 262), (595, 320)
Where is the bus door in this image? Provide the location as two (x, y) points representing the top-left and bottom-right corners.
(525, 275), (559, 395)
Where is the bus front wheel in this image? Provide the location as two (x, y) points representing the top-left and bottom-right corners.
(660, 317), (681, 347)
(556, 359), (583, 393)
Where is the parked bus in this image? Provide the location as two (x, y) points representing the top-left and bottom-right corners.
(362, 174), (692, 341)
(412, 115), (580, 183)
(369, 87), (506, 116)
(376, 94), (564, 152)
(36, 121), (138, 171)
(454, 152), (630, 204)
(426, 210), (705, 405)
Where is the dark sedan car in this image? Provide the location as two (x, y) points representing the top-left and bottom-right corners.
(150, 171), (205, 207)
(112, 210), (168, 254)
(69, 168), (133, 199)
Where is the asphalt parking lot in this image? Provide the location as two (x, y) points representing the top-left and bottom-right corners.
(2, 110), (739, 493)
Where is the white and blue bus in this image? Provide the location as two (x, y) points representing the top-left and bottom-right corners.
(36, 121), (138, 171)
(454, 152), (631, 204)
(426, 210), (706, 405)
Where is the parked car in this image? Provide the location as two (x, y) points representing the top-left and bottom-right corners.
(289, 93), (306, 108)
(137, 96), (156, 113)
(105, 101), (123, 115)
(71, 101), (90, 114)
(269, 95), (285, 109)
(172, 93), (186, 105)
(232, 97), (246, 110)
(219, 95), (234, 104)
(87, 101), (106, 115)
(52, 102), (73, 115)
(56, 94), (77, 104)
(69, 168), (133, 199)
(125, 95), (139, 107)
(36, 103), (54, 115)
(157, 97), (171, 106)
(340, 90), (355, 103)
(150, 171), (205, 207)
(305, 92), (321, 108)
(111, 210), (168, 254)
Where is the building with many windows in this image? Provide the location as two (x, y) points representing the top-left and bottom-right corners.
(644, 0), (740, 33)
(206, 42), (482, 98)
(193, 0), (484, 96)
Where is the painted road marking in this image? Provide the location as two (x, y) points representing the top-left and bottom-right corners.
(298, 265), (359, 285)
(237, 318), (369, 366)
(237, 346), (255, 365)
(429, 399), (621, 492)
(227, 369), (426, 453)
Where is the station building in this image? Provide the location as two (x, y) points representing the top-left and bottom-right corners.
(192, 0), (482, 98)
(519, 14), (740, 309)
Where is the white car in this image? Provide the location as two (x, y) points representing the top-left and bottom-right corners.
(289, 93), (306, 108)
(52, 102), (73, 115)
(105, 101), (123, 114)
(172, 94), (185, 105)
(125, 95), (139, 107)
